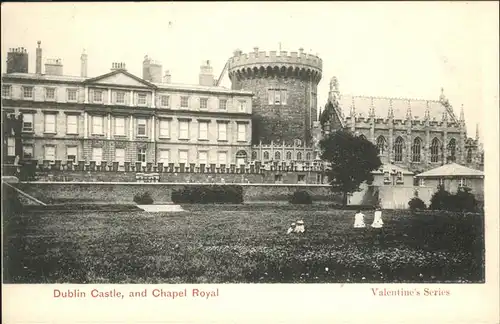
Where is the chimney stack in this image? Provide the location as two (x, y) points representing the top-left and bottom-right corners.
(36, 41), (42, 74)
(163, 70), (171, 83)
(6, 47), (29, 73)
(111, 62), (127, 72)
(80, 49), (88, 77)
(45, 58), (63, 76)
(199, 60), (215, 86)
(142, 55), (162, 83)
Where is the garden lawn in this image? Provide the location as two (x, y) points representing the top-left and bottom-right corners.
(3, 205), (484, 283)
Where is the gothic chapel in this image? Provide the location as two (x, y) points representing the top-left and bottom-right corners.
(320, 77), (484, 174)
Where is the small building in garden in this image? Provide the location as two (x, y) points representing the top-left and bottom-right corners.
(349, 164), (415, 208)
(415, 163), (484, 200)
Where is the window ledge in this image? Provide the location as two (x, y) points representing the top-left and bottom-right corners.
(91, 134), (105, 137)
(218, 139), (228, 142)
(158, 136), (171, 140)
(66, 133), (79, 135)
(198, 138), (209, 141)
(44, 132), (57, 135)
(178, 138), (190, 141)
(136, 135), (148, 138)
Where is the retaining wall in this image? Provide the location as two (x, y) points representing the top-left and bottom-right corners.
(15, 182), (337, 205)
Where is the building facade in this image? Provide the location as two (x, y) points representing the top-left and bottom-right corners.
(321, 77), (484, 173)
(2, 42), (254, 172)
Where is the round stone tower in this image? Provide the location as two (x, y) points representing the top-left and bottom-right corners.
(228, 47), (322, 145)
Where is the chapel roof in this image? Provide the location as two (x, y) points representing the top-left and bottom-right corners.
(337, 94), (459, 123)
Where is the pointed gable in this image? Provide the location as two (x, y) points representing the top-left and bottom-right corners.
(84, 70), (157, 89)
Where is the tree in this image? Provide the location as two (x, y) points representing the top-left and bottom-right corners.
(319, 129), (382, 206)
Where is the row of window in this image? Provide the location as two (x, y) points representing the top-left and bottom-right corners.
(372, 135), (474, 163)
(2, 85), (246, 111)
(24, 145), (233, 166)
(251, 150), (314, 161)
(20, 113), (248, 141)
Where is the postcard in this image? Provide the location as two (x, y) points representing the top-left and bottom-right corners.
(2, 2), (499, 323)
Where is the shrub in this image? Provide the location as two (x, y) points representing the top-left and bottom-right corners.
(171, 185), (243, 204)
(429, 185), (479, 212)
(133, 192), (154, 205)
(408, 197), (426, 211)
(429, 186), (453, 211)
(289, 190), (312, 204)
(454, 187), (478, 212)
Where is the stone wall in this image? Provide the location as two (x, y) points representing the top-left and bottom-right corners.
(15, 182), (336, 204)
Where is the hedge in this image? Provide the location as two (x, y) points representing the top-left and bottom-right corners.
(171, 185), (243, 204)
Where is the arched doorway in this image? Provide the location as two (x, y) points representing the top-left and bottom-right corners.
(236, 150), (247, 167)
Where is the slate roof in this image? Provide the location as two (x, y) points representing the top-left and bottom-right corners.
(415, 163), (484, 178)
(337, 94), (459, 123)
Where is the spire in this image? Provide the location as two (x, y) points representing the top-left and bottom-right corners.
(388, 99), (394, 118)
(424, 101), (430, 120)
(439, 87), (445, 102)
(406, 100), (412, 120)
(369, 97), (375, 117)
(459, 104), (465, 122)
(475, 123), (479, 141)
(329, 76), (340, 103)
(350, 96), (356, 117)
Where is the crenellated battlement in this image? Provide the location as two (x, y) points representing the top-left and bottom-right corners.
(228, 47), (323, 73)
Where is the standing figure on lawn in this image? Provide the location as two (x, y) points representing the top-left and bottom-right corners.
(353, 210), (366, 228)
(371, 207), (384, 228)
(287, 222), (296, 234)
(294, 220), (305, 233)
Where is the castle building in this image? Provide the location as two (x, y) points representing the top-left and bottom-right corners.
(321, 77), (484, 173)
(228, 47), (322, 147)
(2, 42), (254, 172)
(226, 47), (323, 175)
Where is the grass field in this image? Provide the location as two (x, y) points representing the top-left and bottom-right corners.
(3, 204), (484, 284)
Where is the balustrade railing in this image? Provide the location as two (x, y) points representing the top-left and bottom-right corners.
(24, 159), (327, 174)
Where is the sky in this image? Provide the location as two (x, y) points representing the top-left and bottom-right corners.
(1, 2), (498, 141)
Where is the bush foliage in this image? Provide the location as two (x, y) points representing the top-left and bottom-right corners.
(289, 190), (312, 204)
(133, 192), (154, 205)
(408, 197), (426, 211)
(171, 185), (243, 204)
(429, 186), (478, 212)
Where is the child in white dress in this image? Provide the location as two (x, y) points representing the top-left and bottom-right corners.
(287, 223), (296, 234)
(353, 210), (366, 228)
(294, 220), (305, 233)
(371, 208), (384, 228)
